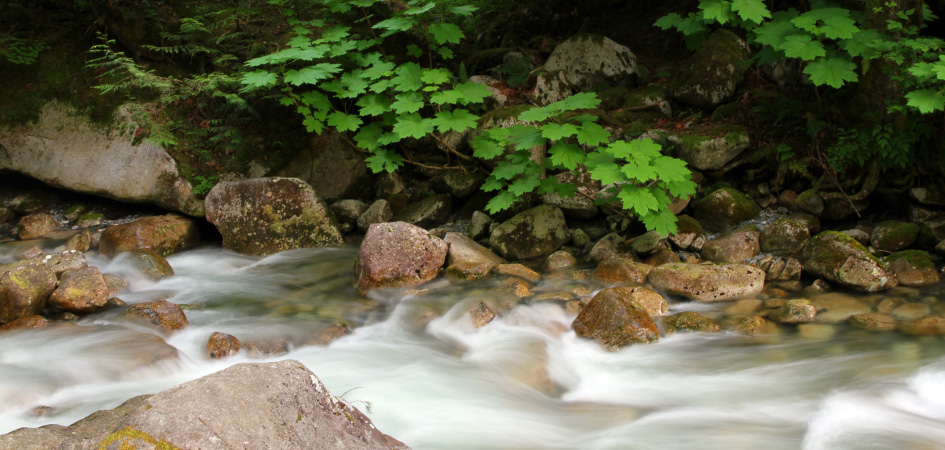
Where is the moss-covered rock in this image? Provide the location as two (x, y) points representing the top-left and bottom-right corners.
(700, 226), (760, 263)
(871, 220), (920, 253)
(848, 313), (898, 332)
(669, 29), (749, 108)
(768, 299), (816, 323)
(885, 250), (940, 287)
(572, 287), (659, 350)
(799, 231), (898, 292)
(48, 266), (109, 314)
(532, 34), (638, 105)
(663, 311), (721, 333)
(670, 124), (751, 171)
(99, 214), (200, 257)
(692, 188), (760, 233)
(0, 264), (57, 324)
(587, 232), (637, 263)
(489, 205), (569, 260)
(760, 219), (811, 256)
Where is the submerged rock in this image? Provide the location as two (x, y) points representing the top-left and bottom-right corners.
(99, 214), (200, 257)
(648, 262), (765, 302)
(886, 250), (940, 287)
(489, 205), (569, 260)
(798, 231), (898, 292)
(664, 311), (721, 333)
(572, 287), (659, 350)
(121, 300), (189, 334)
(354, 222), (448, 294)
(205, 177), (342, 256)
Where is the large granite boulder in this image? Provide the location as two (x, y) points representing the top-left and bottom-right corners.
(648, 262), (765, 302)
(0, 360), (408, 450)
(798, 231), (898, 292)
(533, 34), (638, 105)
(355, 222), (448, 294)
(489, 205), (569, 260)
(572, 287), (659, 350)
(0, 264), (57, 324)
(0, 101), (203, 215)
(99, 214), (200, 257)
(669, 29), (749, 108)
(205, 177), (343, 256)
(692, 188), (760, 233)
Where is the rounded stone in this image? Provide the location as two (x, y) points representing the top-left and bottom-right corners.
(207, 332), (241, 359)
(489, 205), (569, 260)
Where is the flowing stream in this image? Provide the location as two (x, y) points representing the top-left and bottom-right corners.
(2, 241), (945, 449)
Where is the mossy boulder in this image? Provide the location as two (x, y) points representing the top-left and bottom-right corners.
(768, 299), (817, 323)
(670, 125), (751, 171)
(799, 231), (898, 292)
(871, 220), (920, 253)
(572, 287), (659, 350)
(886, 250), (940, 287)
(99, 214), (200, 257)
(664, 311), (721, 333)
(669, 29), (749, 108)
(354, 222), (448, 294)
(489, 205), (569, 260)
(0, 264), (57, 324)
(701, 226), (760, 263)
(760, 219), (811, 256)
(48, 266), (109, 314)
(205, 177), (343, 257)
(692, 188), (760, 233)
(17, 213), (58, 240)
(648, 262), (765, 302)
(532, 34), (638, 105)
(592, 257), (652, 284)
(588, 232), (638, 263)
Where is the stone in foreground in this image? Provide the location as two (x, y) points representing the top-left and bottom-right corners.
(99, 214), (200, 257)
(648, 262), (765, 302)
(355, 222), (448, 294)
(572, 287), (659, 350)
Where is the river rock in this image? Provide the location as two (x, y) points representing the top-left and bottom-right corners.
(432, 171), (483, 198)
(669, 29), (749, 108)
(668, 215), (703, 250)
(48, 267), (109, 314)
(592, 257), (652, 284)
(533, 34), (638, 105)
(900, 315), (945, 335)
(692, 188), (760, 233)
(700, 226), (760, 263)
(664, 311), (721, 333)
(120, 300), (189, 334)
(760, 218), (810, 256)
(0, 250), (88, 278)
(541, 172), (600, 219)
(468, 301), (497, 328)
(758, 256), (803, 281)
(0, 264), (57, 324)
(205, 177), (342, 256)
(330, 199), (368, 224)
(648, 262), (765, 302)
(0, 101), (203, 215)
(207, 331), (241, 359)
(619, 286), (668, 316)
(392, 194), (451, 228)
(444, 232), (505, 267)
(244, 337), (290, 358)
(66, 228), (92, 253)
(0, 314), (50, 332)
(809, 293), (871, 323)
(630, 231), (665, 255)
(572, 287), (659, 350)
(275, 132), (369, 200)
(17, 213), (58, 239)
(445, 262), (494, 280)
(885, 250), (940, 287)
(544, 250), (578, 272)
(848, 313), (898, 331)
(355, 222), (448, 294)
(121, 251), (175, 281)
(670, 125), (751, 171)
(489, 205), (569, 260)
(357, 199), (391, 232)
(871, 220), (919, 253)
(588, 232), (637, 264)
(768, 299), (817, 323)
(99, 214), (200, 257)
(799, 231), (898, 292)
(493, 263), (541, 282)
(468, 211), (492, 240)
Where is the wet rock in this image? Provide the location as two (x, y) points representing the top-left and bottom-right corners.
(728, 315), (780, 336)
(592, 257), (652, 284)
(0, 264), (57, 324)
(105, 297), (127, 309)
(48, 267), (109, 314)
(445, 262), (494, 280)
(572, 287), (659, 350)
(354, 222), (448, 294)
(301, 322), (350, 346)
(899, 315), (945, 335)
(799, 231), (898, 292)
(489, 205), (569, 260)
(668, 215), (703, 250)
(795, 189), (824, 216)
(207, 332), (241, 359)
(541, 172), (599, 219)
(630, 231), (665, 255)
(0, 315), (50, 332)
(99, 214), (200, 257)
(467, 301), (497, 328)
(663, 311), (720, 333)
(432, 171), (483, 198)
(759, 256), (803, 281)
(501, 278), (532, 298)
(205, 178), (342, 256)
(669, 29), (749, 108)
(358, 199), (393, 232)
(14, 245), (44, 260)
(670, 125), (751, 171)
(66, 228), (92, 252)
(692, 188), (760, 233)
(122, 251), (174, 280)
(644, 248), (681, 266)
(244, 336), (290, 358)
(701, 226), (760, 263)
(891, 302), (931, 321)
(17, 213), (58, 239)
(330, 199), (368, 224)
(444, 232), (505, 267)
(648, 262), (765, 302)
(532, 292), (575, 302)
(533, 34), (638, 105)
(544, 250), (578, 272)
(392, 194), (452, 229)
(886, 250), (940, 287)
(121, 300), (189, 334)
(760, 219), (810, 256)
(809, 293), (871, 323)
(494, 263), (541, 282)
(871, 220), (919, 253)
(587, 232), (637, 264)
(768, 299), (816, 323)
(724, 298), (763, 316)
(840, 229), (871, 247)
(103, 274), (129, 296)
(468, 211), (492, 240)
(618, 286), (668, 317)
(798, 323), (837, 339)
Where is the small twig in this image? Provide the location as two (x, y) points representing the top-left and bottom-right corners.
(402, 157), (463, 172)
(612, 103), (663, 113)
(431, 132), (473, 161)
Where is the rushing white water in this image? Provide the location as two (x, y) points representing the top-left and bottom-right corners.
(2, 244), (945, 449)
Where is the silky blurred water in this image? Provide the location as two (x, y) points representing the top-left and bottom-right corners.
(1, 243), (945, 450)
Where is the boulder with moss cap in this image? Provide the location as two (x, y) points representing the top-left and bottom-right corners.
(799, 231), (898, 292)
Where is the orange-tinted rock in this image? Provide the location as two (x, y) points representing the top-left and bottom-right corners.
(592, 257), (652, 284)
(48, 267), (109, 313)
(207, 332), (241, 359)
(0, 315), (50, 332)
(572, 287), (659, 350)
(0, 264), (57, 323)
(664, 311), (720, 333)
(493, 263), (541, 282)
(467, 302), (497, 328)
(121, 300), (189, 334)
(354, 222), (447, 294)
(99, 214), (200, 257)
(18, 213), (58, 240)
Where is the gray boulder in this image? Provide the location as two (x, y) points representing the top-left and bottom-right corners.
(489, 205), (569, 260)
(669, 29), (749, 108)
(701, 226), (760, 263)
(760, 219), (811, 256)
(355, 222), (448, 294)
(392, 194), (451, 229)
(648, 262), (765, 302)
(358, 199), (393, 232)
(670, 125), (751, 171)
(799, 231), (898, 292)
(533, 34), (638, 105)
(205, 177), (343, 256)
(443, 232), (505, 267)
(276, 133), (369, 200)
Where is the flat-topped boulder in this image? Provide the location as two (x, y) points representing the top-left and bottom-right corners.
(99, 214), (200, 257)
(648, 262), (765, 302)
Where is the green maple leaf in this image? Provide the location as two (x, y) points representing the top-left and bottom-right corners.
(365, 149), (403, 173)
(326, 40), (357, 58)
(540, 123), (579, 140)
(575, 122), (611, 146)
(905, 89), (945, 113)
(909, 62), (936, 79)
(369, 79), (393, 93)
(392, 63), (423, 92)
(437, 47), (454, 60)
(327, 112), (362, 132)
(589, 162), (623, 185)
(548, 141), (586, 170)
(518, 106), (554, 123)
(392, 113), (434, 138)
(302, 115), (325, 134)
(547, 180), (577, 197)
(449, 5), (477, 16)
(619, 185), (660, 214)
(507, 125), (545, 150)
(240, 70), (277, 90)
(654, 156), (693, 183)
(391, 91), (424, 113)
(753, 12), (797, 47)
(663, 179), (698, 198)
(432, 109), (479, 133)
(363, 60), (396, 80)
(481, 176), (503, 192)
(298, 91), (331, 112)
(641, 209), (679, 236)
(471, 136), (505, 159)
(699, 0), (734, 25)
(558, 92), (602, 111)
(422, 68), (452, 85)
(318, 26), (350, 42)
(406, 44), (423, 58)
(676, 16), (709, 36)
(336, 71), (368, 98)
(428, 23), (464, 45)
(654, 13), (682, 31)
(486, 190), (517, 214)
(508, 176), (540, 196)
(819, 13), (858, 40)
(803, 56), (858, 88)
(283, 63), (342, 86)
(354, 123), (384, 151)
(622, 160), (658, 183)
(356, 94), (392, 116)
(779, 34), (826, 61)
(374, 17), (415, 34)
(453, 82), (492, 104)
(839, 29), (883, 58)
(731, 0), (771, 24)
(492, 161), (525, 180)
(430, 89), (463, 105)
